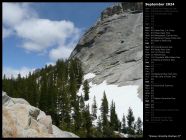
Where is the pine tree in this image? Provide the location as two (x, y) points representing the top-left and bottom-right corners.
(95, 116), (103, 137)
(75, 94), (86, 137)
(83, 80), (89, 101)
(39, 74), (48, 113)
(118, 121), (122, 133)
(126, 107), (135, 135)
(100, 91), (109, 127)
(73, 97), (82, 131)
(100, 91), (114, 137)
(100, 91), (108, 116)
(110, 100), (114, 128)
(91, 96), (97, 118)
(110, 101), (119, 131)
(102, 121), (114, 137)
(69, 79), (77, 107)
(83, 104), (92, 137)
(5, 77), (15, 97)
(122, 114), (127, 134)
(59, 87), (71, 131)
(80, 94), (85, 111)
(77, 60), (83, 89)
(69, 60), (77, 107)
(70, 58), (83, 89)
(16, 73), (25, 99)
(47, 73), (58, 125)
(69, 60), (78, 107)
(97, 116), (102, 132)
(135, 117), (143, 135)
(27, 73), (38, 107)
(56, 59), (66, 89)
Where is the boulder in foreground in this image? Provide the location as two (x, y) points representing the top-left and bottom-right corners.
(2, 91), (79, 138)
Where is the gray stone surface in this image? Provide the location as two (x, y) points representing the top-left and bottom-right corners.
(52, 125), (79, 138)
(70, 2), (143, 101)
(2, 91), (15, 106)
(2, 91), (79, 138)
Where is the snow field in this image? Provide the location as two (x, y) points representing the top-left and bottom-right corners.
(77, 73), (143, 125)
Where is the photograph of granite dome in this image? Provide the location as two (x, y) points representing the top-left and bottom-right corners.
(3, 2), (143, 138)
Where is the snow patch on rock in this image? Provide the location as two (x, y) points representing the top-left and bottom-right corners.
(84, 73), (96, 80)
(78, 73), (143, 124)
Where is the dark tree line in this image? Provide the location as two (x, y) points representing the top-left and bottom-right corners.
(2, 58), (143, 138)
(3, 58), (83, 129)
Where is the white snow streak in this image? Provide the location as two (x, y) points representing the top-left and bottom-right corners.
(84, 73), (96, 80)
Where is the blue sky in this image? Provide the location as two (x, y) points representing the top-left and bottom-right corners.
(3, 3), (113, 78)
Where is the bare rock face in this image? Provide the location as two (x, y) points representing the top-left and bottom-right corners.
(70, 2), (143, 101)
(101, 3), (124, 20)
(2, 91), (79, 138)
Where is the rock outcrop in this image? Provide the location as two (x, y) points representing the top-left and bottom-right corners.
(2, 91), (79, 138)
(70, 2), (143, 100)
(101, 3), (143, 20)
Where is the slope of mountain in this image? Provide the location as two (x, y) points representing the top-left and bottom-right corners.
(70, 2), (143, 101)
(2, 91), (79, 138)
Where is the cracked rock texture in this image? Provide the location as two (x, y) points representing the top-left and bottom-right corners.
(2, 91), (79, 138)
(70, 2), (143, 101)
